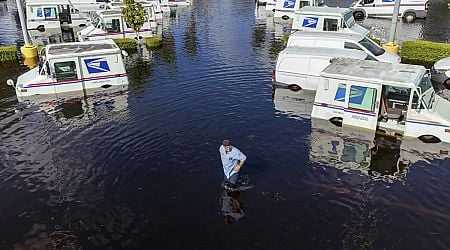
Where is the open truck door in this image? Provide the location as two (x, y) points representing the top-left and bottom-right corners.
(342, 82), (382, 131)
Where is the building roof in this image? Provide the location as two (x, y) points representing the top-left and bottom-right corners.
(321, 58), (426, 87)
(290, 30), (364, 41)
(280, 46), (367, 60)
(296, 6), (351, 15)
(46, 40), (120, 57)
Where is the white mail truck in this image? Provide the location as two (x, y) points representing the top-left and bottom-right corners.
(312, 58), (450, 143)
(291, 6), (369, 36)
(7, 40), (129, 97)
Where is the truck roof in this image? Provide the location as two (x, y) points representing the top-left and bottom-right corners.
(98, 10), (122, 16)
(46, 40), (121, 58)
(321, 58), (426, 87)
(26, 0), (72, 5)
(296, 6), (351, 15)
(280, 47), (367, 60)
(290, 30), (364, 41)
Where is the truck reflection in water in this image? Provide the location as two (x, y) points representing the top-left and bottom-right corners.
(17, 85), (130, 130)
(273, 86), (450, 181)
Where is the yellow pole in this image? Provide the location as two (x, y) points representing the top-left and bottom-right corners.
(15, 0), (38, 58)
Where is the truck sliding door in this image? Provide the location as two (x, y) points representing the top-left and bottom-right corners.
(343, 83), (382, 131)
(52, 59), (83, 95)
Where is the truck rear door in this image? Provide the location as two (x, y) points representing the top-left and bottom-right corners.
(343, 82), (382, 130)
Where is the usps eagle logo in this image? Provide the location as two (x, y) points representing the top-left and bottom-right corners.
(283, 0), (296, 8)
(84, 58), (110, 74)
(302, 16), (319, 28)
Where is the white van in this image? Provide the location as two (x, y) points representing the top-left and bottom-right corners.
(77, 10), (156, 41)
(273, 47), (368, 90)
(350, 0), (428, 22)
(274, 0), (314, 20)
(291, 6), (369, 36)
(312, 58), (450, 143)
(286, 31), (401, 63)
(26, 0), (90, 31)
(6, 40), (128, 97)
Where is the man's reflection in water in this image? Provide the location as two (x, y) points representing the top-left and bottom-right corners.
(220, 189), (245, 225)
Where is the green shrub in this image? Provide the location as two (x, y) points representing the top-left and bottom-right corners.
(144, 36), (163, 50)
(369, 36), (381, 46)
(0, 46), (17, 61)
(282, 33), (290, 47)
(113, 38), (137, 52)
(401, 41), (450, 69)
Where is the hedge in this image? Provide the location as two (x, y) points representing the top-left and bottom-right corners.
(113, 38), (137, 52)
(144, 36), (163, 50)
(0, 46), (17, 61)
(401, 41), (450, 69)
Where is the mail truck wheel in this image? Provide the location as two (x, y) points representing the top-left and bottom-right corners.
(37, 25), (45, 32)
(419, 135), (441, 143)
(281, 15), (290, 20)
(353, 11), (364, 21)
(287, 84), (301, 91)
(444, 79), (450, 89)
(403, 12), (416, 23)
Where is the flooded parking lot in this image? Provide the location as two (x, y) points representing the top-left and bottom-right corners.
(1, 0), (450, 249)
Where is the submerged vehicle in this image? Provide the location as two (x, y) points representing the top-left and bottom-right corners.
(7, 40), (128, 98)
(312, 58), (450, 143)
(26, 0), (90, 31)
(77, 10), (156, 41)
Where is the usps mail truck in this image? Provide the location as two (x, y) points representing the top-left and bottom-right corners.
(274, 0), (314, 20)
(26, 0), (90, 31)
(77, 10), (156, 41)
(312, 58), (450, 143)
(7, 40), (129, 97)
(291, 7), (369, 36)
(350, 0), (428, 22)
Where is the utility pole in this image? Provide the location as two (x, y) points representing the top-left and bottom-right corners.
(382, 0), (401, 54)
(15, 0), (38, 59)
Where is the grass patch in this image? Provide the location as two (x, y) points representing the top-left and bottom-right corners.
(401, 40), (450, 69)
(113, 38), (137, 52)
(0, 45), (17, 61)
(144, 36), (163, 50)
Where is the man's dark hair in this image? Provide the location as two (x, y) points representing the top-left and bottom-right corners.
(222, 139), (231, 146)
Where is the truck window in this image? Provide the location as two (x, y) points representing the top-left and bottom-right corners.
(323, 18), (338, 31)
(44, 7), (57, 19)
(359, 37), (385, 56)
(106, 18), (121, 32)
(344, 42), (363, 51)
(363, 0), (374, 4)
(36, 8), (43, 17)
(54, 61), (78, 81)
(343, 11), (355, 28)
(334, 83), (346, 102)
(349, 85), (377, 112)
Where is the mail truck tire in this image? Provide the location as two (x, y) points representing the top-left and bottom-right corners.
(37, 25), (45, 32)
(353, 11), (364, 21)
(403, 12), (416, 23)
(287, 84), (301, 91)
(419, 135), (441, 143)
(281, 15), (290, 20)
(329, 117), (343, 127)
(444, 79), (450, 89)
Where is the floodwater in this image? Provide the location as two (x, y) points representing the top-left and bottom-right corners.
(1, 0), (450, 249)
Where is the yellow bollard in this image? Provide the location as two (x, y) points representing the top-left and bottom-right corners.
(382, 41), (399, 55)
(20, 43), (38, 58)
(23, 56), (39, 69)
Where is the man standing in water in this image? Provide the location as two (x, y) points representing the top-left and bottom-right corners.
(219, 139), (246, 190)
